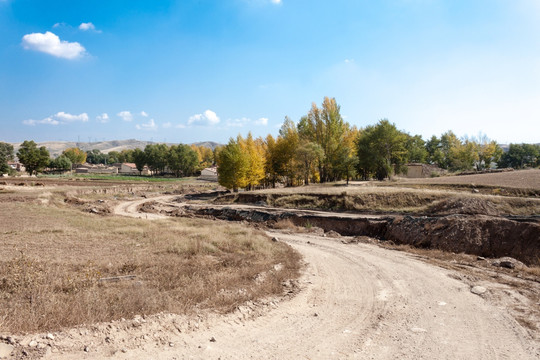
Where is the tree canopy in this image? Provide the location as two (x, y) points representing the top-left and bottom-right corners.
(17, 140), (50, 175)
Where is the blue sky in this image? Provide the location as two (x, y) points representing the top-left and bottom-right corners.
(1, 0), (539, 144)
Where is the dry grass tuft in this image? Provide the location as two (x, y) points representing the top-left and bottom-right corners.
(0, 196), (301, 334)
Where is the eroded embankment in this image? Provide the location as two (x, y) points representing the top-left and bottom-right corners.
(188, 206), (540, 266)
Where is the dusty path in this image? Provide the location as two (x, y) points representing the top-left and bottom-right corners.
(60, 198), (538, 359)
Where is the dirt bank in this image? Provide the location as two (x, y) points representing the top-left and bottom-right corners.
(187, 205), (540, 265)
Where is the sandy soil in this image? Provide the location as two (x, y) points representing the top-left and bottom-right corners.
(21, 198), (536, 359)
(34, 231), (537, 360)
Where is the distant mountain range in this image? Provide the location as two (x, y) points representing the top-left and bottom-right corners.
(11, 139), (221, 158)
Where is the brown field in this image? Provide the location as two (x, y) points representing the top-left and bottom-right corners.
(399, 168), (540, 189)
(221, 170), (540, 216)
(0, 183), (300, 334)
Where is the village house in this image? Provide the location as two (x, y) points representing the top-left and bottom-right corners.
(404, 163), (444, 178)
(199, 166), (218, 181)
(75, 163), (118, 174)
(7, 161), (25, 172)
(117, 163), (150, 175)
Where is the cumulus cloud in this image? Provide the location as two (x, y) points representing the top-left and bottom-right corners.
(117, 111), (133, 122)
(188, 110), (220, 126)
(79, 22), (95, 31)
(54, 111), (89, 122)
(136, 119), (157, 131)
(23, 112), (88, 126)
(22, 31), (86, 59)
(96, 113), (109, 123)
(141, 111), (148, 117)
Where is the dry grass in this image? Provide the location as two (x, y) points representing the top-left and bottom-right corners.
(228, 185), (540, 216)
(0, 195), (300, 334)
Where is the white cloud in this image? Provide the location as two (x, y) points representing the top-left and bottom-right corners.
(188, 110), (220, 126)
(52, 22), (65, 28)
(79, 22), (95, 31)
(22, 31), (86, 59)
(141, 111), (148, 117)
(176, 124), (187, 129)
(54, 111), (89, 122)
(254, 117), (269, 126)
(162, 122), (172, 129)
(96, 113), (109, 123)
(23, 117), (59, 126)
(136, 119), (157, 131)
(117, 111), (133, 122)
(23, 112), (88, 126)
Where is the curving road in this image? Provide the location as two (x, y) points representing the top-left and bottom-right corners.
(60, 197), (537, 359)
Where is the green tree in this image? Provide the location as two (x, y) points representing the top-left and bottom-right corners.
(296, 142), (324, 185)
(118, 149), (135, 163)
(298, 97), (348, 182)
(498, 143), (540, 169)
(355, 120), (408, 180)
(17, 140), (50, 175)
(86, 149), (108, 164)
(49, 155), (72, 172)
(405, 134), (427, 163)
(216, 138), (249, 192)
(144, 144), (168, 175)
(167, 144), (199, 177)
(132, 148), (147, 174)
(0, 142), (14, 174)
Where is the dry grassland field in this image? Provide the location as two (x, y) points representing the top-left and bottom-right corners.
(0, 170), (539, 359)
(0, 180), (299, 338)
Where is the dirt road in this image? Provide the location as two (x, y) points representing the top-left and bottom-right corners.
(52, 198), (537, 359)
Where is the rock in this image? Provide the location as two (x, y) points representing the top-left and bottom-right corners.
(46, 333), (54, 341)
(472, 189), (480, 193)
(325, 230), (341, 237)
(500, 261), (515, 269)
(169, 342), (174, 347)
(209, 337), (216, 342)
(471, 286), (487, 295)
(84, 346), (90, 352)
(491, 257), (524, 269)
(271, 237), (279, 242)
(0, 343), (14, 358)
(476, 256), (486, 261)
(273, 263), (284, 271)
(29, 340), (38, 347)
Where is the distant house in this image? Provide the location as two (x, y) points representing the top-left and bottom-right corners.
(405, 163), (444, 178)
(75, 163), (118, 174)
(7, 161), (25, 172)
(199, 166), (218, 181)
(118, 163), (150, 175)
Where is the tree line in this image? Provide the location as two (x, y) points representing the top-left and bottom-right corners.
(215, 97), (540, 190)
(0, 141), (215, 177)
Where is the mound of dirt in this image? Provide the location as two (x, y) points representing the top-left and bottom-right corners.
(138, 201), (160, 213)
(426, 197), (501, 216)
